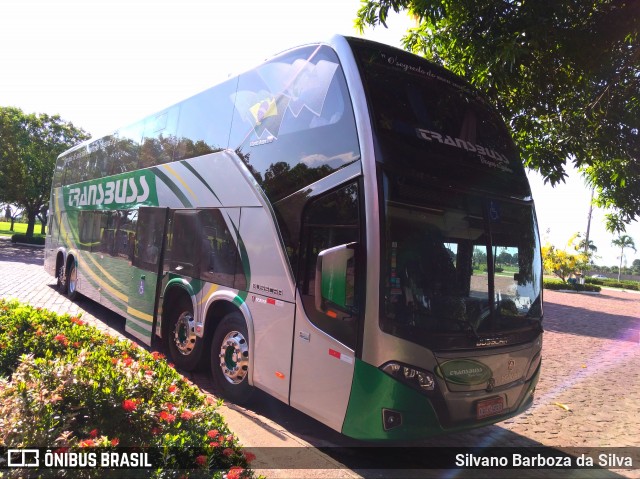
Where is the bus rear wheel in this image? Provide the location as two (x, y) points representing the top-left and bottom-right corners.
(66, 261), (78, 300)
(211, 312), (254, 405)
(167, 297), (205, 371)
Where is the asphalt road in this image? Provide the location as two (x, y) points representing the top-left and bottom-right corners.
(1, 237), (639, 478)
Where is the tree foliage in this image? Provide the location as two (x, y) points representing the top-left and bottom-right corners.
(541, 235), (589, 282)
(356, 0), (640, 231)
(0, 107), (89, 237)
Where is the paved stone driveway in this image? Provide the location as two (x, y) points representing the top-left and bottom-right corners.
(503, 289), (640, 449)
(1, 237), (639, 478)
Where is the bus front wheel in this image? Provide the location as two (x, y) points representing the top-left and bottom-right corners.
(167, 297), (205, 371)
(211, 312), (254, 405)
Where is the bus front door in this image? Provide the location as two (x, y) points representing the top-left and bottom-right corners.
(288, 182), (361, 432)
(127, 207), (169, 345)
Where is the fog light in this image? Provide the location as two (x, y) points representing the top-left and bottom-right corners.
(382, 408), (403, 431)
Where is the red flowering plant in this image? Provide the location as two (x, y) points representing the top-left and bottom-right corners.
(0, 300), (255, 478)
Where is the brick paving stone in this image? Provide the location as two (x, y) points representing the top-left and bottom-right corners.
(1, 237), (639, 478)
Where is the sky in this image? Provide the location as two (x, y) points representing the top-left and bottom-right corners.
(1, 0), (638, 268)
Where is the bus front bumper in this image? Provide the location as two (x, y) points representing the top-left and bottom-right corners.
(341, 359), (540, 441)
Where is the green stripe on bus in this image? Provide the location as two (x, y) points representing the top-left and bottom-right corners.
(126, 318), (153, 336)
(165, 276), (197, 297)
(77, 252), (129, 311)
(151, 167), (193, 207)
(228, 219), (251, 287)
(180, 160), (222, 204)
(232, 294), (245, 307)
(341, 359), (443, 440)
(126, 313), (153, 329)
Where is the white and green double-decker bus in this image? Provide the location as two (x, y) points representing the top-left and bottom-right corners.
(45, 36), (543, 440)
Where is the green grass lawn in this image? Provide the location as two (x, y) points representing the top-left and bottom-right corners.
(0, 221), (45, 238)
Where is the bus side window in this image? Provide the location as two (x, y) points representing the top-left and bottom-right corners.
(52, 158), (65, 188)
(78, 211), (103, 251)
(112, 210), (137, 259)
(110, 123), (143, 176)
(133, 208), (168, 272)
(47, 196), (59, 240)
(228, 46), (360, 203)
(197, 209), (240, 288)
(166, 210), (199, 277)
(298, 183), (361, 350)
(140, 107), (179, 168)
(174, 79), (237, 162)
(99, 212), (115, 255)
(64, 157), (82, 185)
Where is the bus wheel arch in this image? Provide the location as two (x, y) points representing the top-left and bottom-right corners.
(203, 300), (240, 342)
(162, 286), (204, 371)
(209, 307), (255, 405)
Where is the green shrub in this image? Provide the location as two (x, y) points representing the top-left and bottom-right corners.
(0, 300), (255, 478)
(584, 277), (640, 291)
(543, 279), (601, 292)
(482, 266), (504, 273)
(10, 233), (45, 245)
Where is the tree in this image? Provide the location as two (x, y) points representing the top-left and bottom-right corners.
(497, 249), (514, 266)
(356, 0), (640, 231)
(611, 235), (637, 281)
(0, 107), (89, 237)
(0, 203), (23, 231)
(575, 233), (598, 270)
(542, 244), (588, 283)
(541, 234), (589, 282)
(578, 238), (598, 255)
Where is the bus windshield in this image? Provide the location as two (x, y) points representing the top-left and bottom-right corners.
(347, 39), (542, 349)
(381, 175), (542, 350)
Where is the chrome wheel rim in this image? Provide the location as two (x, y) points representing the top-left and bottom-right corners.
(68, 265), (77, 294)
(218, 330), (249, 384)
(173, 311), (196, 356)
(57, 264), (65, 287)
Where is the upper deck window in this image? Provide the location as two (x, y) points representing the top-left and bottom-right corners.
(348, 38), (530, 198)
(228, 44), (361, 202)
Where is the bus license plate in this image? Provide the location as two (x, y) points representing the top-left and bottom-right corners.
(477, 397), (504, 420)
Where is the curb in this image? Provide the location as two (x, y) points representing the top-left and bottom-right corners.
(12, 242), (45, 248)
(554, 289), (600, 295)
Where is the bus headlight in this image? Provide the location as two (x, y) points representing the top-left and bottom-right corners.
(381, 361), (436, 392)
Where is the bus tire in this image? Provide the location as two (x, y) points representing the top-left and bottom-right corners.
(66, 260), (78, 300)
(56, 261), (67, 294)
(167, 297), (204, 371)
(211, 312), (254, 405)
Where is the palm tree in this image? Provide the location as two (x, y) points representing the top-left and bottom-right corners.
(611, 235), (637, 281)
(578, 238), (598, 254)
(578, 238), (598, 268)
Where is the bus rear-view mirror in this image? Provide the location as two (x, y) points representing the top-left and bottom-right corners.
(315, 243), (357, 316)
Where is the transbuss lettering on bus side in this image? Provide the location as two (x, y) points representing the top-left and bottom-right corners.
(64, 172), (157, 210)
